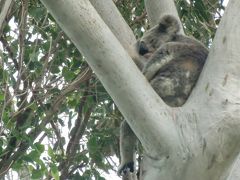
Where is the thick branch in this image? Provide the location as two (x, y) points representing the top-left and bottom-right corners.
(189, 0), (240, 117)
(90, 0), (136, 55)
(171, 1), (240, 179)
(225, 153), (240, 180)
(144, 0), (184, 33)
(39, 0), (180, 155)
(0, 0), (13, 36)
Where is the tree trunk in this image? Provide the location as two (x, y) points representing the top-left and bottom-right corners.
(39, 0), (240, 179)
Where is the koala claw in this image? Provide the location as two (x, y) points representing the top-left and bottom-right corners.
(118, 162), (134, 176)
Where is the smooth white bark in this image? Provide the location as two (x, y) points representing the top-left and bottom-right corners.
(194, 0), (240, 179)
(166, 0), (240, 179)
(144, 0), (184, 34)
(89, 0), (143, 68)
(89, 0), (136, 55)
(225, 153), (240, 180)
(0, 0), (13, 31)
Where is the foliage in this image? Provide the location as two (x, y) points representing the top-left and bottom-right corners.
(0, 0), (225, 179)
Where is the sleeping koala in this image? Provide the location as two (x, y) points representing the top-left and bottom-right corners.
(118, 15), (208, 175)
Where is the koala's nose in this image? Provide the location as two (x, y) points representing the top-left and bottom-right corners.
(139, 41), (149, 55)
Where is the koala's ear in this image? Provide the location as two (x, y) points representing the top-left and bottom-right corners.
(158, 15), (180, 34)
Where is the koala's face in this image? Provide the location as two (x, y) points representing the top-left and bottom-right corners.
(137, 27), (173, 58)
(136, 15), (180, 59)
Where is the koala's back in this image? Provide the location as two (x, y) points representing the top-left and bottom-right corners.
(149, 38), (208, 107)
(150, 59), (201, 107)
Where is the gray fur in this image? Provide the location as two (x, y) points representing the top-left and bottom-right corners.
(118, 15), (208, 175)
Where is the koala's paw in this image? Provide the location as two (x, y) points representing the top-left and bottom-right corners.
(117, 162), (134, 176)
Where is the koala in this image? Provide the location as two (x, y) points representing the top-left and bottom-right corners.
(118, 15), (208, 176)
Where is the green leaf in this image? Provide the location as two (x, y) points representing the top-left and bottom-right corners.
(62, 67), (75, 81)
(50, 65), (61, 74)
(87, 136), (103, 165)
(24, 150), (40, 162)
(48, 146), (55, 160)
(29, 6), (46, 22)
(11, 160), (23, 170)
(0, 92), (4, 101)
(31, 169), (44, 179)
(72, 172), (82, 180)
(29, 51), (40, 62)
(34, 143), (45, 153)
(50, 163), (60, 180)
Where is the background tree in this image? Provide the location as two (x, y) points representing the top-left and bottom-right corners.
(0, 0), (235, 180)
